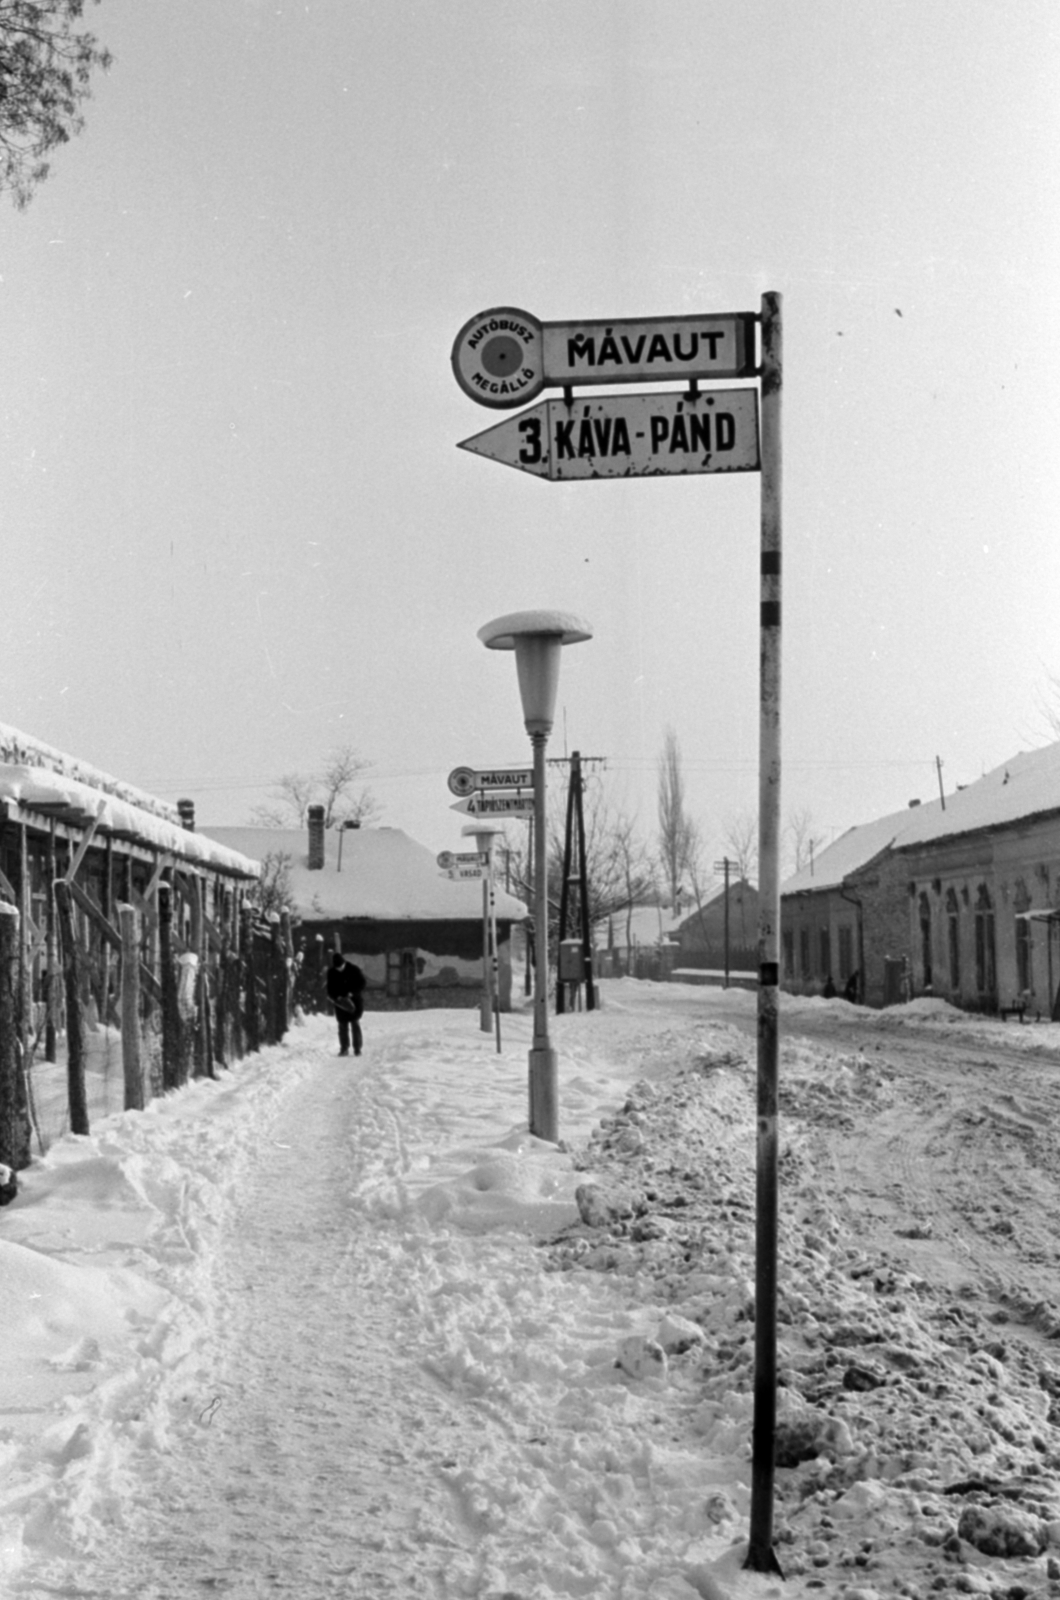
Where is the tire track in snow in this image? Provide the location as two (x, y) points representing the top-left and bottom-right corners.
(56, 1047), (475, 1599)
(789, 1023), (1060, 1338)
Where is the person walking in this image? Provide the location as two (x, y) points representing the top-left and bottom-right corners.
(326, 951), (366, 1057)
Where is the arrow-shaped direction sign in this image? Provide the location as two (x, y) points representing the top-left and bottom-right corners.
(450, 793), (534, 818)
(457, 389), (760, 481)
(451, 306), (757, 409)
(436, 850), (489, 868)
(440, 864), (487, 881)
(448, 765), (533, 797)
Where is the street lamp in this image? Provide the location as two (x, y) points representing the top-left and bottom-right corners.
(478, 609), (592, 1142)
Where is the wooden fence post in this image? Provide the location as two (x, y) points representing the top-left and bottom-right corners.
(118, 903), (145, 1111)
(158, 882), (183, 1092)
(189, 877), (210, 1079)
(45, 823), (58, 1061)
(270, 914), (286, 1044)
(280, 912), (294, 1035)
(241, 906), (260, 1054)
(18, 822), (33, 1053)
(225, 893), (244, 1062)
(53, 880), (89, 1137)
(0, 902), (31, 1171)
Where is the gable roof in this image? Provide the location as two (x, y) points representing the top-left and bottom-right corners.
(0, 716), (259, 879)
(781, 803), (934, 896)
(673, 877), (758, 934)
(895, 741), (1060, 848)
(593, 903), (683, 949)
(781, 740), (1060, 896)
(201, 825), (529, 923)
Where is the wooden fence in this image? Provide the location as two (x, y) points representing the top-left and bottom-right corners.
(0, 873), (294, 1184)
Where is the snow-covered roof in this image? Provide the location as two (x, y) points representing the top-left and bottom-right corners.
(782, 740), (1060, 896)
(201, 825), (529, 923)
(895, 741), (1060, 847)
(593, 904), (682, 948)
(0, 721), (181, 824)
(673, 878), (757, 934)
(0, 763), (259, 879)
(782, 802), (941, 896)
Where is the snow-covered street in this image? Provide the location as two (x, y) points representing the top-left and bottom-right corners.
(5, 981), (1060, 1598)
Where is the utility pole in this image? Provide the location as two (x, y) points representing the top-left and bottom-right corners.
(713, 857), (732, 987)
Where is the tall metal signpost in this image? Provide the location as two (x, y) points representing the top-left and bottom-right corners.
(452, 296), (782, 1572)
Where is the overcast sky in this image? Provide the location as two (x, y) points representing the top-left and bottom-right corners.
(1, 0), (1057, 865)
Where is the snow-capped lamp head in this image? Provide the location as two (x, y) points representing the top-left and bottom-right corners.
(477, 609), (593, 737)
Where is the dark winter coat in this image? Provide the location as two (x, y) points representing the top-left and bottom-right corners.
(326, 956), (366, 1019)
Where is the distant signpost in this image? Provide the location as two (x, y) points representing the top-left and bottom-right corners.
(447, 765), (533, 797)
(450, 793), (534, 819)
(436, 849), (489, 881)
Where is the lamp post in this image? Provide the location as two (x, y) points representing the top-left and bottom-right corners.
(478, 609), (592, 1142)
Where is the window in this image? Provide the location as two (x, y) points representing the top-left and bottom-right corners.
(1013, 880), (1032, 996)
(1016, 917), (1031, 993)
(974, 885), (996, 997)
(918, 892), (933, 989)
(837, 924), (853, 983)
(799, 928), (810, 979)
(818, 928), (831, 980)
(782, 930), (794, 981)
(946, 889), (960, 991)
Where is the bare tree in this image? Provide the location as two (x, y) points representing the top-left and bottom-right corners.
(721, 808), (758, 884)
(681, 816), (717, 944)
(610, 811), (657, 951)
(248, 851), (297, 919)
(497, 776), (654, 950)
(249, 745), (380, 829)
(549, 790), (655, 928)
(657, 727), (693, 912)
(319, 745), (379, 827)
(1034, 669), (1060, 741)
(785, 806), (827, 876)
(0, 1), (112, 209)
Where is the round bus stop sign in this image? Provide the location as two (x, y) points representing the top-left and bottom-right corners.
(451, 306), (545, 409)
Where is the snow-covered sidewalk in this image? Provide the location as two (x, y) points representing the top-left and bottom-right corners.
(6, 982), (1060, 1598)
(2, 991), (751, 1597)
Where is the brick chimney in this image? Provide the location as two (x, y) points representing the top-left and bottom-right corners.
(308, 804), (326, 870)
(177, 798), (196, 831)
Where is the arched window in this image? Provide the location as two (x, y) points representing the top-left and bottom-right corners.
(974, 885), (996, 1000)
(945, 888), (960, 992)
(918, 892), (933, 989)
(1013, 879), (1032, 995)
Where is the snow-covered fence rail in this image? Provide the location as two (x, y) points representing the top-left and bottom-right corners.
(0, 892), (294, 1178)
(0, 765), (283, 1186)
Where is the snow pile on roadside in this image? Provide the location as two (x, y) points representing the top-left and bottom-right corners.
(543, 1011), (1060, 1593)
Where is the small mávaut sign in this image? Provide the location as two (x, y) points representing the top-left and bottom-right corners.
(451, 306), (757, 409)
(448, 765), (533, 797)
